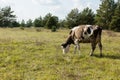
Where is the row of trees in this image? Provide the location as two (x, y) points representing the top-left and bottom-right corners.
(0, 7), (96, 29)
(0, 0), (120, 31)
(21, 7), (94, 29)
(20, 13), (59, 30)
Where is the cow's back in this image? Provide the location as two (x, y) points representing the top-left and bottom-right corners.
(71, 25), (102, 43)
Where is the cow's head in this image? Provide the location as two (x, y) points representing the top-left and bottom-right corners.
(83, 26), (93, 38)
(61, 43), (70, 54)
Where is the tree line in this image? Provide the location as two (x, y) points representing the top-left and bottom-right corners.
(0, 0), (120, 31)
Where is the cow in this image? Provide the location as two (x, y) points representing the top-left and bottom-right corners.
(61, 25), (102, 56)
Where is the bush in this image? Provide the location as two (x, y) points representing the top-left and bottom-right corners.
(36, 28), (41, 32)
(20, 27), (24, 30)
(51, 26), (56, 32)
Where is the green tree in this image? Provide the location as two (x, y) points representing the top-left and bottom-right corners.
(110, 0), (120, 31)
(95, 0), (116, 29)
(77, 7), (95, 25)
(33, 16), (43, 27)
(12, 21), (20, 27)
(58, 20), (67, 28)
(0, 6), (16, 27)
(51, 26), (56, 32)
(66, 8), (79, 28)
(43, 13), (52, 27)
(0, 9), (3, 27)
(26, 19), (32, 27)
(21, 20), (25, 27)
(45, 15), (58, 29)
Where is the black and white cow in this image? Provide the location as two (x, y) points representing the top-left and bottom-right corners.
(61, 25), (102, 56)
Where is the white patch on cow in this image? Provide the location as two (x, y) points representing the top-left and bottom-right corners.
(74, 39), (79, 44)
(71, 26), (79, 31)
(86, 25), (92, 27)
(89, 27), (93, 36)
(83, 25), (93, 39)
(84, 25), (91, 32)
(61, 45), (70, 54)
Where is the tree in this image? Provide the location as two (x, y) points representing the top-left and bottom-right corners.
(66, 8), (79, 28)
(12, 21), (20, 27)
(43, 13), (59, 29)
(110, 0), (120, 31)
(77, 7), (95, 25)
(26, 19), (33, 27)
(21, 19), (25, 27)
(45, 15), (59, 29)
(95, 0), (116, 29)
(65, 8), (95, 28)
(51, 26), (57, 32)
(33, 16), (43, 27)
(43, 13), (52, 27)
(0, 6), (16, 27)
(58, 20), (67, 28)
(0, 9), (3, 27)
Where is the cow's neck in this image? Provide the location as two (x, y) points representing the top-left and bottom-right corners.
(65, 35), (74, 45)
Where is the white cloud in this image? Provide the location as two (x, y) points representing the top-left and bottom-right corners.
(31, 0), (38, 5)
(72, 0), (80, 8)
(31, 0), (60, 5)
(0, 0), (15, 7)
(0, 0), (4, 3)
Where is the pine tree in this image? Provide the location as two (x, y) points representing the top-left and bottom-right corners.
(45, 16), (58, 29)
(0, 6), (16, 27)
(95, 0), (116, 29)
(66, 8), (79, 28)
(26, 19), (32, 27)
(33, 16), (43, 27)
(110, 0), (120, 31)
(77, 7), (95, 25)
(43, 13), (52, 27)
(21, 20), (25, 27)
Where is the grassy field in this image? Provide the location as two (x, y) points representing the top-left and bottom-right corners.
(0, 28), (120, 80)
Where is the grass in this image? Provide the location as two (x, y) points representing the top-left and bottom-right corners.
(0, 28), (120, 80)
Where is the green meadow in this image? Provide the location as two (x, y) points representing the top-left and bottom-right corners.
(0, 28), (120, 80)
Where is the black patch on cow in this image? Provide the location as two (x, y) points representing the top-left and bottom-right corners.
(61, 35), (74, 48)
(87, 27), (91, 34)
(61, 43), (68, 48)
(81, 36), (84, 39)
(93, 27), (102, 38)
(84, 32), (87, 35)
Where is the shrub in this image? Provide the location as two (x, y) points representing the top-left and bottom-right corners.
(20, 27), (24, 30)
(36, 28), (41, 32)
(51, 26), (56, 32)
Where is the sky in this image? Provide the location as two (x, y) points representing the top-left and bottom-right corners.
(0, 0), (101, 21)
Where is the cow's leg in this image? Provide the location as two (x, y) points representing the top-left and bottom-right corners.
(98, 42), (102, 57)
(90, 43), (97, 56)
(77, 43), (80, 55)
(74, 45), (77, 54)
(74, 39), (80, 54)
